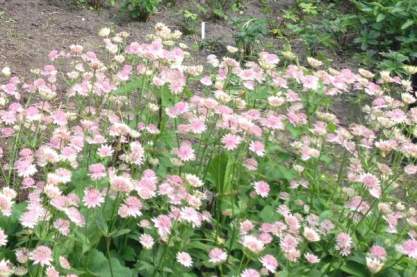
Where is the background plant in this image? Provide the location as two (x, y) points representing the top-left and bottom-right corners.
(232, 17), (269, 59)
(120, 0), (161, 21)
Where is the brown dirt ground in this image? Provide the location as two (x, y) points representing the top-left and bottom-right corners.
(0, 0), (239, 77)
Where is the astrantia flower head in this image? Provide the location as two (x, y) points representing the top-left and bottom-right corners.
(185, 174), (203, 187)
(336, 232), (353, 256)
(221, 134), (242, 151)
(305, 252), (320, 264)
(30, 245), (52, 266)
(83, 188), (104, 209)
(260, 254), (278, 273)
(249, 141), (265, 157)
(253, 181), (270, 198)
(0, 228), (7, 247)
(303, 226), (320, 242)
(139, 234), (154, 249)
(175, 141), (195, 162)
(361, 173), (381, 198)
(88, 163), (106, 180)
(110, 175), (133, 193)
(397, 239), (417, 259)
(0, 259), (13, 276)
(241, 235), (265, 253)
(208, 248), (227, 264)
(176, 251), (193, 268)
(369, 245), (387, 260)
(241, 268), (260, 277)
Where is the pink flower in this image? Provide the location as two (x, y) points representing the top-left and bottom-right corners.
(139, 234), (154, 249)
(244, 159), (258, 171)
(175, 141), (195, 162)
(303, 227), (320, 242)
(97, 144), (114, 158)
(64, 207), (85, 227)
(249, 141), (265, 157)
(124, 141), (145, 165)
(241, 235), (264, 253)
(285, 215), (300, 233)
(200, 76), (212, 86)
(54, 219), (70, 236)
(222, 134), (242, 150)
(118, 196), (143, 218)
(30, 246), (52, 266)
(241, 268), (260, 277)
(152, 215), (172, 240)
(83, 188), (104, 209)
(52, 110), (67, 126)
(369, 245), (387, 260)
(280, 234), (299, 252)
(180, 207), (202, 227)
(253, 181), (270, 198)
(15, 159), (37, 178)
(208, 248), (227, 264)
(0, 195), (13, 217)
(305, 252), (320, 264)
(189, 118), (206, 134)
(0, 228), (7, 246)
(166, 102), (189, 118)
(397, 239), (417, 259)
(59, 256), (71, 269)
(361, 173), (381, 198)
(260, 254), (278, 273)
(404, 164), (417, 175)
(176, 251), (193, 267)
(110, 176), (133, 193)
(240, 220), (254, 234)
(335, 232), (353, 256)
(117, 64), (132, 81)
(0, 259), (12, 276)
(88, 163), (106, 180)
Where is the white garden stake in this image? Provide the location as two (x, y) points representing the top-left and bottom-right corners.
(201, 22), (206, 40)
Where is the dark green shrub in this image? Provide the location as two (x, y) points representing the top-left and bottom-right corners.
(120, 0), (161, 21)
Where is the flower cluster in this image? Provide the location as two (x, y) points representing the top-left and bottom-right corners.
(0, 23), (416, 276)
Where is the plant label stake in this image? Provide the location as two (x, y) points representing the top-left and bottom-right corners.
(201, 22), (206, 40)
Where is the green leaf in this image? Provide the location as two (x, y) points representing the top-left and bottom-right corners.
(260, 205), (280, 222)
(188, 241), (211, 251)
(341, 261), (369, 277)
(378, 268), (402, 277)
(401, 19), (414, 30)
(87, 250), (134, 277)
(96, 213), (109, 236)
(376, 13), (385, 22)
(307, 269), (323, 277)
(113, 77), (142, 96)
(111, 228), (131, 238)
(207, 153), (229, 193)
(74, 230), (91, 254)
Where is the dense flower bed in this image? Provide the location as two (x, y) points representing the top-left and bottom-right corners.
(0, 23), (416, 276)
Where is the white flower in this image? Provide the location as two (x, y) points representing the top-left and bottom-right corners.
(1, 67), (11, 77)
(176, 251), (193, 267)
(98, 27), (111, 37)
(226, 45), (238, 53)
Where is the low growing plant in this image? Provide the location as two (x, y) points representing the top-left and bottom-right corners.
(181, 10), (199, 35)
(232, 17), (269, 59)
(120, 0), (161, 21)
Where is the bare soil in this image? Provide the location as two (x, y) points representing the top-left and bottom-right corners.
(0, 0), (235, 77)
